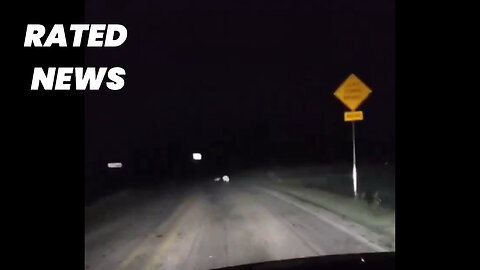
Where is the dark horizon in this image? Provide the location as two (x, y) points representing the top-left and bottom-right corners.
(85, 0), (395, 196)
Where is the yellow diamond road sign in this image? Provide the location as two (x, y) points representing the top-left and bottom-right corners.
(334, 74), (372, 111)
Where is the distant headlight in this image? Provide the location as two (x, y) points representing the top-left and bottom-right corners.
(107, 162), (122, 168)
(222, 175), (230, 182)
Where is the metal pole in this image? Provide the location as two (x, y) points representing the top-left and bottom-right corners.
(352, 122), (358, 197)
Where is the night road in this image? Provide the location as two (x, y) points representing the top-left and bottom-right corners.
(15, 0), (398, 269)
(85, 175), (394, 270)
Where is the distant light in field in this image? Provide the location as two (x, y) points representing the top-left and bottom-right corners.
(107, 162), (122, 168)
(192, 153), (202, 160)
(222, 175), (230, 182)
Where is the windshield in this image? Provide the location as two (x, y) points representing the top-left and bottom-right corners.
(85, 1), (395, 269)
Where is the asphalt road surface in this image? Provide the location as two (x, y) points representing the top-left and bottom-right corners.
(85, 181), (392, 270)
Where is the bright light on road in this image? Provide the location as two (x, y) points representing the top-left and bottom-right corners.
(107, 162), (122, 168)
(193, 153), (202, 160)
(222, 175), (230, 183)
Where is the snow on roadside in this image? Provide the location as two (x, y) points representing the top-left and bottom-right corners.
(263, 175), (395, 248)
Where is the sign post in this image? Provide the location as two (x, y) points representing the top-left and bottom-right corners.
(352, 122), (357, 196)
(333, 74), (372, 197)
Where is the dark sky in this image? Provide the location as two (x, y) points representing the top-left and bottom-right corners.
(85, 0), (395, 174)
